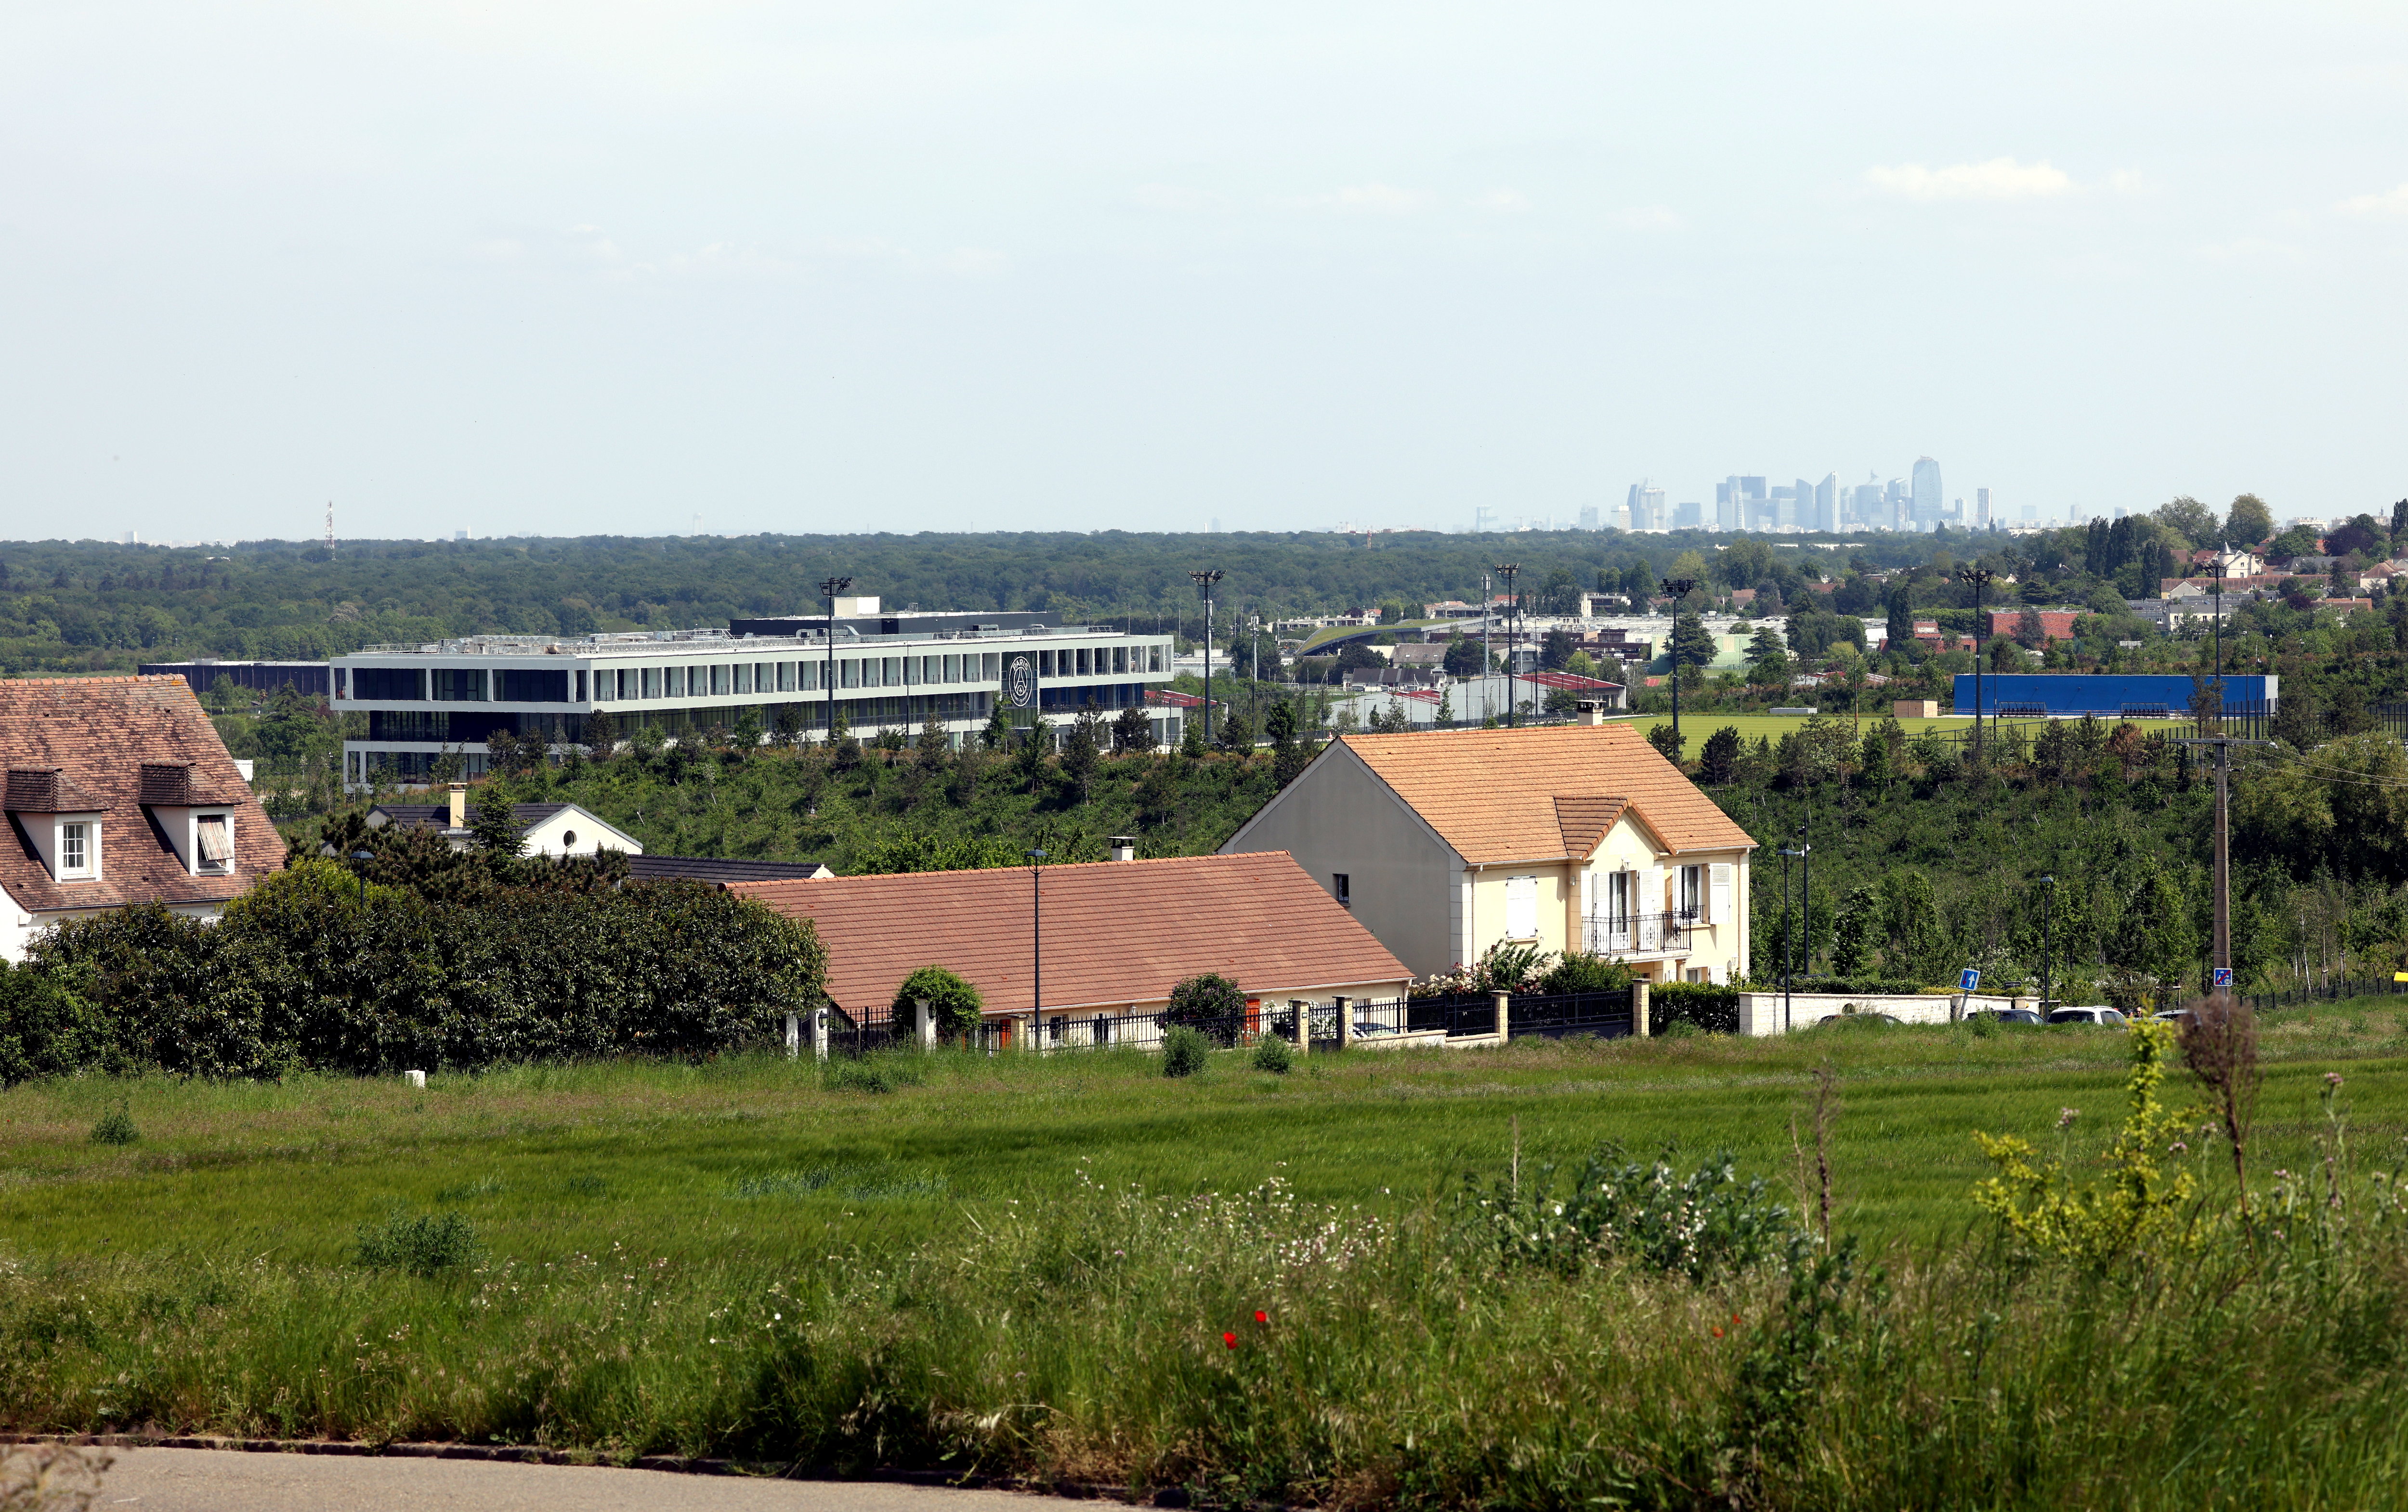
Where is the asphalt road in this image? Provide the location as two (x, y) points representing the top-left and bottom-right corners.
(84, 1448), (1049, 1512)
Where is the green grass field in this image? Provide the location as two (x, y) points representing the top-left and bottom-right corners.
(4, 1006), (2404, 1503)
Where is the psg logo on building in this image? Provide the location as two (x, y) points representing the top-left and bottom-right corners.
(1007, 653), (1036, 709)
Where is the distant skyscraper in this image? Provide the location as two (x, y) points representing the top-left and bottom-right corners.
(1815, 473), (1839, 533)
(1976, 487), (1991, 527)
(1578, 504), (1600, 531)
(1911, 457), (1942, 531)
(1885, 478), (1910, 531)
(1674, 499), (1703, 529)
(1852, 474), (1883, 528)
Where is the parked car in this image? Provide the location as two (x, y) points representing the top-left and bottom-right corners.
(1812, 1011), (1903, 1029)
(1975, 1008), (2044, 1025)
(2147, 1008), (2196, 1026)
(2045, 1006), (2128, 1027)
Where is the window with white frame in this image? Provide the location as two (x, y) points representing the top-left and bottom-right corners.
(195, 813), (234, 873)
(58, 821), (93, 879)
(1603, 870), (1632, 927)
(1679, 865), (1705, 920)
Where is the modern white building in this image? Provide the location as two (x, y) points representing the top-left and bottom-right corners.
(331, 597), (1178, 790)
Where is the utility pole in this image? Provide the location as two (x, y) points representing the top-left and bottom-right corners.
(1957, 564), (1995, 760)
(1494, 563), (1520, 725)
(2175, 726), (2274, 1003)
(1779, 843), (1805, 1031)
(1189, 569), (1223, 746)
(1660, 576), (1699, 756)
(1027, 848), (1046, 1038)
(1797, 820), (1812, 975)
(1480, 571), (1492, 723)
(818, 575), (852, 743)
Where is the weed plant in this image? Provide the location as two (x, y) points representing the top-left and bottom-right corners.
(85, 1106), (135, 1146)
(1249, 1036), (1294, 1075)
(1160, 1026), (1208, 1078)
(353, 1211), (482, 1278)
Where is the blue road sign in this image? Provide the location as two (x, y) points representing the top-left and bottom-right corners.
(2212, 967), (2234, 989)
(1959, 968), (1980, 992)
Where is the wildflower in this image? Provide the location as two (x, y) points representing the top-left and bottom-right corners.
(1730, 1313), (1741, 1327)
(1254, 1310), (1268, 1324)
(2326, 1071), (2344, 1089)
(1711, 1326), (1723, 1338)
(2057, 1108), (2080, 1129)
(1224, 1331), (1238, 1349)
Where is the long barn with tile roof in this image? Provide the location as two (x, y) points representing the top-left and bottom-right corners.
(1218, 718), (1757, 982)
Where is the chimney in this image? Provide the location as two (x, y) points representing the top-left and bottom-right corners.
(1576, 701), (1607, 727)
(1108, 835), (1138, 862)
(447, 782), (468, 831)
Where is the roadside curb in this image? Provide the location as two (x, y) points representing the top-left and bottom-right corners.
(0, 1433), (1198, 1504)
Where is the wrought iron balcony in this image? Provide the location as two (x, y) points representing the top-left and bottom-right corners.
(1583, 910), (1698, 956)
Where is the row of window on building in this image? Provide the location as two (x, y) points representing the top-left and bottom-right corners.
(340, 644), (1164, 708)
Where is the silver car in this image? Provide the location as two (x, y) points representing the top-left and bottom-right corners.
(2045, 1006), (2129, 1027)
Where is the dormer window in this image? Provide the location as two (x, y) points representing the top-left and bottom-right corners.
(58, 821), (94, 879)
(196, 813), (234, 874)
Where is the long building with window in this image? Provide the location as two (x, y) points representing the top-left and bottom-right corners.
(331, 597), (1178, 789)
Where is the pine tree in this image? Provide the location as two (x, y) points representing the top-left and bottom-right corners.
(469, 785), (526, 857)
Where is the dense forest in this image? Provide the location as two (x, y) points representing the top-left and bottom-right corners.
(5, 494), (2385, 676)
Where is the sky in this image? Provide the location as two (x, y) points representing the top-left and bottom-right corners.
(3, 1), (2405, 543)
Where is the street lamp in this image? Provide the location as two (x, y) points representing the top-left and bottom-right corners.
(1778, 844), (1807, 1031)
(2039, 874), (2056, 1014)
(817, 575), (852, 744)
(1660, 577), (1699, 756)
(1189, 570), (1223, 747)
(349, 848), (374, 906)
(1027, 849), (1047, 1041)
(1493, 564), (1521, 725)
(1956, 565), (1996, 760)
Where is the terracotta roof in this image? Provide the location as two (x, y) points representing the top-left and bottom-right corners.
(0, 676), (283, 914)
(1552, 795), (1627, 859)
(628, 854), (831, 885)
(1335, 723), (1756, 863)
(731, 851), (1410, 1018)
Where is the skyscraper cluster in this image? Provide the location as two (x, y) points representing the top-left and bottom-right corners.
(1595, 456), (1983, 534)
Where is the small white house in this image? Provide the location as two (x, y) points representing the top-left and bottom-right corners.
(365, 785), (643, 857)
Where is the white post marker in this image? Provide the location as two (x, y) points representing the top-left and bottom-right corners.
(915, 998), (936, 1051)
(784, 1012), (800, 1058)
(1335, 995), (1352, 1050)
(403, 1069), (426, 1089)
(1492, 990), (1511, 1046)
(1291, 1000), (1309, 1053)
(1633, 980), (1650, 1039)
(811, 1007), (830, 1063)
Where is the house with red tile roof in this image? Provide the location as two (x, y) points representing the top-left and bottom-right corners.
(2, 676), (283, 963)
(1985, 610), (2081, 643)
(731, 851), (1409, 1039)
(1218, 720), (1757, 983)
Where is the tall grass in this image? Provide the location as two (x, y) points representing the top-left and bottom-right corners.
(3, 1140), (2405, 1506)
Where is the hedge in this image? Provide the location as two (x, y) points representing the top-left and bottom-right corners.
(18, 860), (827, 1080)
(1648, 981), (1739, 1036)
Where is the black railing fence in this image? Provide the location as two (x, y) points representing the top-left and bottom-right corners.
(811, 986), (1641, 1058)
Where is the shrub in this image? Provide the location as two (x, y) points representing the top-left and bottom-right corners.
(825, 1055), (926, 1094)
(1536, 952), (1632, 995)
(890, 965), (983, 1041)
(1160, 1025), (1209, 1078)
(354, 1210), (481, 1277)
(25, 861), (828, 1078)
(88, 1106), (137, 1146)
(1250, 1034), (1294, 1074)
(0, 961), (105, 1087)
(1468, 1147), (1796, 1283)
(1650, 981), (1739, 1035)
(1165, 973), (1246, 1046)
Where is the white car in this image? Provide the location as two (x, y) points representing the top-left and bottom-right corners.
(2045, 1006), (2128, 1027)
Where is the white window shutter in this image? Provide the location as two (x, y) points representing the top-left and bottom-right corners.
(1640, 866), (1662, 919)
(1710, 863), (1733, 926)
(1505, 875), (1538, 940)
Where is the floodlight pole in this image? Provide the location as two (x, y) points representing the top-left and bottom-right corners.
(1660, 577), (1699, 755)
(1189, 569), (1223, 746)
(818, 575), (852, 743)
(1494, 563), (1520, 725)
(1779, 846), (1804, 1032)
(2039, 874), (2055, 1013)
(1957, 565), (1995, 759)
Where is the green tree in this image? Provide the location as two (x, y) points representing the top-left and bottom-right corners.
(1540, 626), (1575, 670)
(2153, 495), (2216, 550)
(981, 700), (1011, 751)
(1885, 580), (1915, 651)
(469, 785), (526, 856)
(890, 964), (983, 1040)
(1880, 870), (1945, 984)
(2223, 493), (2274, 547)
(1830, 885), (1880, 978)
(1699, 726), (1742, 785)
(1112, 704), (1153, 754)
(1061, 710), (1103, 795)
(1165, 971), (1246, 1045)
(1747, 624), (1789, 681)
(1442, 634), (1487, 677)
(1669, 613), (1715, 672)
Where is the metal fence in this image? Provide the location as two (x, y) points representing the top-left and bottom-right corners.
(1581, 912), (1694, 955)
(813, 986), (1638, 1058)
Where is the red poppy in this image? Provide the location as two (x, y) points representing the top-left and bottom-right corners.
(1224, 1331), (1238, 1349)
(1711, 1326), (1724, 1338)
(1730, 1313), (1741, 1327)
(1254, 1310), (1269, 1324)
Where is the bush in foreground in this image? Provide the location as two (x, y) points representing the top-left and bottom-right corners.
(1161, 1025), (1209, 1077)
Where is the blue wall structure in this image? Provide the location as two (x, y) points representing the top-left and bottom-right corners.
(1952, 673), (2278, 717)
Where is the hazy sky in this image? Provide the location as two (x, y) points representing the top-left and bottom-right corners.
(5, 2), (2405, 542)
